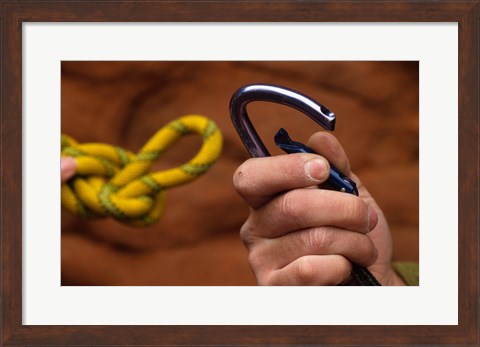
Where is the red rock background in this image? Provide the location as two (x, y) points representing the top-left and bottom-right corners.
(61, 61), (418, 285)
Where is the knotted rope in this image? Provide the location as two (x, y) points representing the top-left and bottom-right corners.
(61, 115), (223, 227)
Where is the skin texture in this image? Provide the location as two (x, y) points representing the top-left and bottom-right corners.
(233, 131), (405, 286)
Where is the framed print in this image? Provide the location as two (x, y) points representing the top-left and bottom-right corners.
(1, 1), (478, 346)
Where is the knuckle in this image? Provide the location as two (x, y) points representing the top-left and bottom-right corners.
(344, 198), (368, 229)
(329, 257), (351, 285)
(233, 159), (255, 196)
(359, 238), (378, 266)
(296, 257), (317, 283)
(247, 247), (263, 271)
(259, 272), (276, 286)
(279, 190), (304, 224)
(302, 229), (317, 249)
(239, 220), (256, 248)
(303, 227), (335, 252)
(248, 251), (272, 285)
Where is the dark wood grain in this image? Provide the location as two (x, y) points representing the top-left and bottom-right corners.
(457, 2), (479, 340)
(1, 0), (478, 22)
(1, 1), (478, 346)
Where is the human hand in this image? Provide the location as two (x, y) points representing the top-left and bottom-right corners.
(233, 131), (405, 286)
(61, 156), (77, 183)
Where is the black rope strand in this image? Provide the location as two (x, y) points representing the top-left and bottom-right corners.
(341, 263), (381, 286)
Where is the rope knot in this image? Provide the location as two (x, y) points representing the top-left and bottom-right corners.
(61, 115), (223, 226)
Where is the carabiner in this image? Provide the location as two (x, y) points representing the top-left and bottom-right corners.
(229, 84), (358, 196)
(229, 84), (335, 158)
(229, 84), (380, 286)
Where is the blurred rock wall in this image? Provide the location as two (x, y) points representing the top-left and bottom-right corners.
(61, 61), (418, 285)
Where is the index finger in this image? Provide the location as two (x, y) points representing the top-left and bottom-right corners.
(233, 153), (330, 209)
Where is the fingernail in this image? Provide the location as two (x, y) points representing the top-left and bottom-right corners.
(61, 156), (77, 180)
(367, 205), (378, 232)
(304, 158), (328, 182)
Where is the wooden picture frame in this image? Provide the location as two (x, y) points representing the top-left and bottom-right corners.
(1, 1), (478, 345)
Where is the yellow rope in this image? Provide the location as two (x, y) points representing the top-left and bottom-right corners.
(61, 115), (223, 227)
